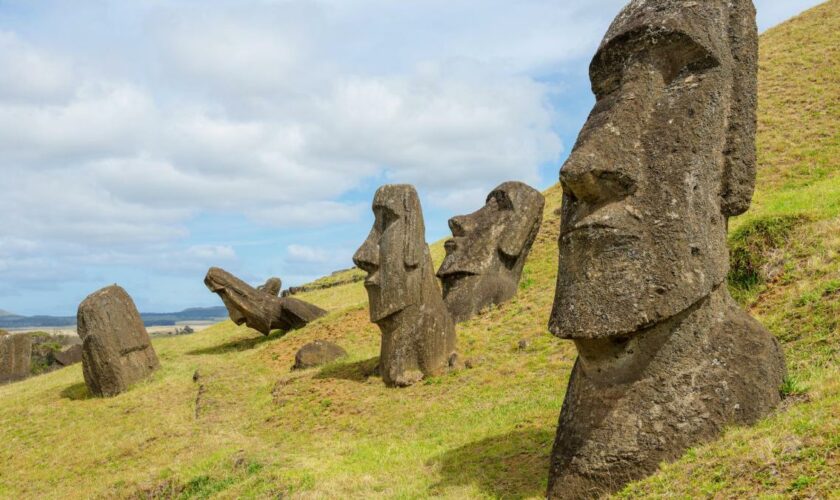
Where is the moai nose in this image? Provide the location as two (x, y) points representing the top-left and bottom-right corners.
(560, 156), (637, 206)
(353, 235), (379, 273)
(448, 215), (472, 237)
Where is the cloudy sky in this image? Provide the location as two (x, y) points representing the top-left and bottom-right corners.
(0, 0), (824, 316)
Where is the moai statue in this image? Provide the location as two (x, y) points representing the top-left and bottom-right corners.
(205, 268), (327, 335)
(546, 0), (786, 497)
(77, 285), (160, 397)
(0, 332), (32, 383)
(353, 185), (457, 387)
(437, 181), (545, 323)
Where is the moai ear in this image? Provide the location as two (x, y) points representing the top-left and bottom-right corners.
(499, 214), (534, 259)
(259, 278), (282, 297)
(498, 190), (545, 259)
(403, 189), (424, 268)
(721, 0), (758, 217)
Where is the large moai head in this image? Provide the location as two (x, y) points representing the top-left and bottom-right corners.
(437, 181), (545, 323)
(550, 0), (758, 339)
(353, 185), (427, 323)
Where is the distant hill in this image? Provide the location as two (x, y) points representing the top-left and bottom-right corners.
(0, 309), (18, 318)
(0, 306), (228, 329)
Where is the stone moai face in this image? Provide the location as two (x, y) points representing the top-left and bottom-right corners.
(353, 185), (425, 323)
(545, 1), (783, 498)
(354, 184), (457, 387)
(437, 181), (545, 323)
(550, 0), (758, 340)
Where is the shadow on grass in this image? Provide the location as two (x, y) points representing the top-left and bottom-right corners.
(428, 429), (554, 499)
(186, 330), (287, 356)
(313, 357), (379, 383)
(60, 382), (91, 400)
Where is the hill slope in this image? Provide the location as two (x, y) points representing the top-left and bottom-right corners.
(0, 2), (837, 498)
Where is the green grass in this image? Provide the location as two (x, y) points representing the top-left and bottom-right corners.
(0, 2), (838, 498)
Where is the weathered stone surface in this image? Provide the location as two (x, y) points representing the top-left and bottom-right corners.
(77, 285), (160, 397)
(54, 344), (84, 367)
(437, 182), (544, 323)
(546, 1), (785, 497)
(257, 277), (282, 297)
(0, 334), (31, 383)
(293, 340), (348, 370)
(354, 185), (457, 387)
(204, 268), (327, 335)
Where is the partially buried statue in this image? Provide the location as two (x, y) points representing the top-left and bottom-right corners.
(77, 285), (159, 397)
(353, 185), (457, 387)
(437, 181), (544, 323)
(546, 0), (786, 497)
(204, 268), (327, 335)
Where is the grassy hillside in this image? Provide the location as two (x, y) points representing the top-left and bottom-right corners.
(0, 2), (837, 498)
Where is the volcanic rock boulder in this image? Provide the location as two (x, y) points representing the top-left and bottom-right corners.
(0, 333), (31, 383)
(437, 181), (544, 323)
(54, 344), (84, 367)
(354, 185), (457, 387)
(77, 285), (160, 397)
(293, 340), (348, 370)
(546, 0), (786, 497)
(204, 268), (326, 335)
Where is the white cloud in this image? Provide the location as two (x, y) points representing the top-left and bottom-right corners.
(0, 31), (76, 102)
(0, 0), (821, 310)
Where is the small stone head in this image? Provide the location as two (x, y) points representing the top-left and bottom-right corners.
(437, 181), (544, 321)
(550, 0), (758, 339)
(353, 185), (426, 323)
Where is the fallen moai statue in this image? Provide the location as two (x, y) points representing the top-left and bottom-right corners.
(77, 285), (160, 397)
(0, 332), (31, 383)
(53, 344), (83, 367)
(546, 0), (786, 497)
(204, 268), (327, 335)
(354, 184), (457, 387)
(437, 181), (544, 323)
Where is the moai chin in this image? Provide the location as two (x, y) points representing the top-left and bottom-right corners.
(204, 268), (327, 335)
(437, 181), (544, 323)
(354, 184), (457, 387)
(546, 0), (786, 497)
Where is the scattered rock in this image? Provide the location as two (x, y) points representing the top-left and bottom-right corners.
(518, 339), (530, 351)
(448, 352), (464, 370)
(77, 285), (160, 397)
(293, 340), (348, 370)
